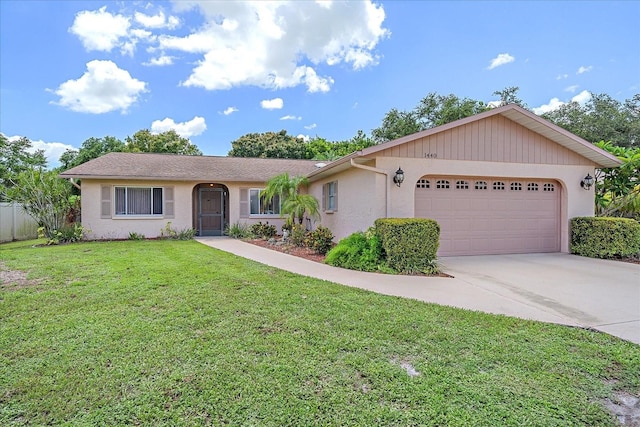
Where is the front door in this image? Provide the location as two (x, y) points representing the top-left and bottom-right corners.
(198, 187), (224, 236)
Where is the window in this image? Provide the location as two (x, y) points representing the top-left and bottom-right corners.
(416, 179), (430, 189)
(323, 181), (338, 211)
(493, 181), (505, 190)
(527, 183), (539, 191)
(249, 189), (280, 215)
(456, 180), (469, 189)
(436, 180), (450, 189)
(475, 181), (488, 190)
(510, 182), (523, 191)
(543, 183), (555, 192)
(115, 187), (163, 216)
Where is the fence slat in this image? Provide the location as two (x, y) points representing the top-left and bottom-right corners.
(0, 203), (38, 242)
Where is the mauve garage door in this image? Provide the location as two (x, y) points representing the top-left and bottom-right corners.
(415, 177), (560, 256)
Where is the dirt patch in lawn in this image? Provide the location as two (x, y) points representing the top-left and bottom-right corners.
(0, 262), (40, 291)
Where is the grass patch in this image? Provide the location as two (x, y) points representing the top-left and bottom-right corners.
(1, 239), (638, 426)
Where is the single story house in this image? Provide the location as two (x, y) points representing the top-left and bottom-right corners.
(60, 104), (621, 256)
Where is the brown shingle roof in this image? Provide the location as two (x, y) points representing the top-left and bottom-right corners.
(59, 152), (321, 182)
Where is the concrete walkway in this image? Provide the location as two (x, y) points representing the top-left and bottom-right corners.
(196, 237), (640, 344)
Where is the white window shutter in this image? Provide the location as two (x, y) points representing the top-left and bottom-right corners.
(240, 188), (249, 218)
(101, 186), (111, 218)
(164, 187), (175, 218)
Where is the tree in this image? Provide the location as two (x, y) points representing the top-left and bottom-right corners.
(307, 131), (377, 160)
(125, 129), (202, 155)
(1, 135), (47, 199)
(4, 168), (75, 240)
(228, 130), (307, 158)
(59, 136), (125, 170)
(261, 173), (319, 224)
(543, 93), (639, 148)
(492, 86), (527, 108)
(593, 141), (640, 218)
(371, 93), (488, 143)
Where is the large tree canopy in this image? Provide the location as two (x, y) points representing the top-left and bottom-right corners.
(371, 92), (489, 143)
(125, 129), (202, 156)
(1, 134), (47, 198)
(228, 130), (376, 160)
(542, 93), (639, 148)
(59, 130), (203, 171)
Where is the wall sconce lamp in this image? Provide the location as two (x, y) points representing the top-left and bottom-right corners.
(393, 167), (405, 187)
(580, 173), (594, 190)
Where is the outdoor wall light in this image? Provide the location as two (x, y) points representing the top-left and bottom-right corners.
(393, 167), (405, 187)
(580, 173), (594, 190)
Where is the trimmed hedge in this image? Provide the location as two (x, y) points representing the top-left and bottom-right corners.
(374, 218), (440, 274)
(571, 217), (640, 258)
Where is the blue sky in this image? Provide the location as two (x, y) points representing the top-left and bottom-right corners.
(1, 1), (638, 167)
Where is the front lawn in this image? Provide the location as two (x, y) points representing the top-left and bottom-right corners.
(1, 240), (638, 426)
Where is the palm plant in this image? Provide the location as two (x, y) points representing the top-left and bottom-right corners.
(262, 173), (319, 225)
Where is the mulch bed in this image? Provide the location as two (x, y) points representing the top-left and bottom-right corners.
(245, 238), (327, 263)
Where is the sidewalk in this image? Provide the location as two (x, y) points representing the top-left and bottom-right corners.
(195, 237), (591, 331)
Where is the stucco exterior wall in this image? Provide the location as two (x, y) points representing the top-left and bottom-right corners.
(309, 167), (387, 240)
(82, 180), (291, 239)
(373, 156), (597, 253)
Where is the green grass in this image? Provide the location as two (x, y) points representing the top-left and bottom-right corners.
(1, 239), (638, 426)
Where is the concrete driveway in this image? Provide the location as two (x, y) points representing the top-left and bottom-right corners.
(197, 238), (640, 344)
(440, 253), (640, 344)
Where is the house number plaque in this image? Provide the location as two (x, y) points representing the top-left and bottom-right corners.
(423, 153), (438, 158)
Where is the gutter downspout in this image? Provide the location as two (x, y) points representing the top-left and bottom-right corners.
(349, 158), (390, 217)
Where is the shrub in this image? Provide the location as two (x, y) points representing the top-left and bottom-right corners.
(289, 224), (307, 247)
(160, 222), (195, 240)
(571, 217), (640, 258)
(375, 218), (440, 274)
(39, 223), (87, 245)
(305, 225), (334, 254)
(325, 229), (386, 272)
(250, 221), (277, 239)
(226, 222), (250, 239)
(128, 232), (145, 241)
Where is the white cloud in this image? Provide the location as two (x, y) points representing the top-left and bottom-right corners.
(261, 98), (284, 110)
(487, 53), (515, 70)
(69, 6), (131, 52)
(577, 65), (593, 74)
(564, 85), (579, 93)
(222, 106), (239, 115)
(532, 98), (565, 115)
(150, 116), (207, 138)
(52, 60), (147, 114)
(134, 11), (179, 30)
(487, 100), (502, 109)
(143, 55), (175, 66)
(304, 123), (317, 130)
(571, 90), (592, 105)
(532, 90), (592, 115)
(161, 1), (388, 92)
(280, 115), (301, 121)
(7, 135), (75, 168)
(297, 134), (310, 142)
(556, 74), (568, 80)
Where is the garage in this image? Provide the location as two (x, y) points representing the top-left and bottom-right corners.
(415, 176), (560, 256)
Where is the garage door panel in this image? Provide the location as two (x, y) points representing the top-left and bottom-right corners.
(415, 176), (560, 256)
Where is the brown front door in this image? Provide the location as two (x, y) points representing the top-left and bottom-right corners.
(198, 187), (224, 236)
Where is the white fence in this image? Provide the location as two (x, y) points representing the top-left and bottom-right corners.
(0, 203), (38, 243)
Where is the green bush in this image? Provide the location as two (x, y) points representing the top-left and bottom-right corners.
(128, 232), (146, 241)
(288, 224), (307, 247)
(325, 229), (386, 272)
(374, 218), (440, 274)
(250, 221), (277, 239)
(571, 217), (640, 258)
(226, 222), (250, 239)
(160, 222), (195, 240)
(305, 225), (334, 254)
(39, 223), (88, 245)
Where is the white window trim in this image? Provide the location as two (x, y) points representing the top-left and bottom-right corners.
(323, 181), (338, 213)
(249, 188), (281, 217)
(113, 186), (164, 218)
